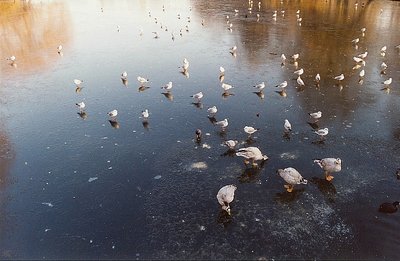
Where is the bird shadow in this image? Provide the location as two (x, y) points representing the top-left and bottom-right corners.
(217, 209), (232, 227)
(180, 70), (189, 78)
(221, 149), (236, 157)
(274, 187), (306, 204)
(77, 111), (87, 120)
(121, 78), (128, 86)
(142, 120), (149, 130)
(222, 92), (235, 99)
(282, 132), (291, 141)
(207, 116), (217, 124)
(245, 136), (256, 145)
(191, 102), (203, 109)
(307, 121), (319, 130)
(237, 162), (267, 183)
(138, 86), (150, 92)
(161, 92), (174, 101)
(275, 90), (287, 97)
(75, 86), (84, 93)
(309, 177), (337, 203)
(253, 91), (264, 100)
(109, 120), (120, 129)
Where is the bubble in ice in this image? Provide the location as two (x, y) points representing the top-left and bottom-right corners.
(189, 161), (208, 170)
(42, 202), (54, 207)
(154, 175), (162, 180)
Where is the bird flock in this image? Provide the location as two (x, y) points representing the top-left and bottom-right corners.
(5, 1), (399, 218)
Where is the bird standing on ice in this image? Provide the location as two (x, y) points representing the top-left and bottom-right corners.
(313, 158), (342, 181)
(277, 167), (308, 192)
(236, 146), (268, 167)
(217, 184), (237, 215)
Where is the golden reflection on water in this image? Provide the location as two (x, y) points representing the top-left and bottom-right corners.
(0, 1), (72, 74)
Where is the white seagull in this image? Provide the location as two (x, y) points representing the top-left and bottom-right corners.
(309, 111), (322, 121)
(334, 74), (344, 82)
(121, 71), (128, 80)
(236, 146), (268, 167)
(221, 83), (234, 91)
(137, 76), (149, 84)
(284, 119), (292, 132)
(275, 80), (288, 89)
(292, 53), (299, 61)
(75, 102), (85, 112)
(217, 184), (237, 215)
(215, 118), (228, 130)
(277, 167), (308, 192)
(224, 140), (238, 150)
(74, 79), (83, 86)
(191, 91), (203, 102)
(244, 126), (259, 136)
(253, 82), (265, 91)
(383, 78), (392, 86)
(161, 81), (173, 91)
(219, 66), (225, 75)
(314, 127), (329, 139)
(294, 68), (304, 76)
(281, 53), (287, 64)
(315, 73), (321, 83)
(108, 109), (118, 118)
(314, 158), (342, 181)
(359, 69), (365, 78)
(297, 76), (305, 86)
(141, 109), (149, 119)
(207, 105), (218, 116)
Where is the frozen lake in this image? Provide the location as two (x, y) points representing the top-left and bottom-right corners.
(0, 0), (400, 259)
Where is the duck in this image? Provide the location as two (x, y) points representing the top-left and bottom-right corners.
(216, 184), (237, 215)
(378, 201), (399, 213)
(277, 167), (308, 192)
(284, 119), (292, 132)
(236, 146), (268, 167)
(313, 158), (342, 181)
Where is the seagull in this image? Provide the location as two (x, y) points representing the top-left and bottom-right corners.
(230, 45), (237, 54)
(358, 51), (368, 59)
(152, 31), (159, 38)
(253, 82), (265, 91)
(294, 68), (304, 76)
(236, 146), (268, 167)
(215, 118), (228, 130)
(6, 55), (16, 62)
(359, 69), (365, 78)
(217, 184), (237, 215)
(308, 111), (322, 121)
(313, 158), (342, 181)
(292, 53), (299, 61)
(296, 76), (305, 86)
(381, 45), (387, 53)
(207, 105), (218, 116)
(244, 126), (259, 136)
(221, 83), (234, 92)
(75, 102), (85, 112)
(275, 80), (288, 89)
(141, 109), (149, 119)
(108, 109), (118, 118)
(281, 53), (286, 64)
(121, 71), (128, 80)
(315, 73), (321, 83)
(182, 58), (189, 71)
(219, 66), (225, 76)
(224, 140), (238, 150)
(381, 62), (388, 71)
(361, 27), (366, 34)
(74, 79), (83, 86)
(137, 76), (149, 85)
(161, 81), (173, 91)
(191, 91), (203, 102)
(351, 38), (359, 44)
(383, 78), (392, 86)
(57, 45), (63, 54)
(284, 119), (292, 132)
(314, 127), (329, 139)
(334, 74), (344, 82)
(353, 56), (364, 63)
(277, 167), (308, 193)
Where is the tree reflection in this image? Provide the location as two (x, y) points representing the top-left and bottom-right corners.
(0, 1), (72, 74)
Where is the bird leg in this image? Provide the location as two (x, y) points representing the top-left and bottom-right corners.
(325, 171), (334, 181)
(284, 184), (293, 193)
(252, 159), (258, 168)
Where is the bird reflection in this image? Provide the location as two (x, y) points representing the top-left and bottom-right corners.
(253, 91), (264, 100)
(310, 177), (336, 202)
(109, 120), (120, 129)
(307, 121), (319, 130)
(138, 86), (150, 92)
(219, 75), (225, 82)
(275, 188), (305, 203)
(275, 90), (287, 97)
(207, 116), (217, 124)
(77, 111), (87, 120)
(245, 136), (256, 145)
(192, 102), (203, 109)
(161, 92), (174, 101)
(181, 70), (190, 78)
(75, 86), (84, 93)
(238, 166), (264, 183)
(142, 120), (149, 130)
(221, 149), (236, 157)
(121, 78), (128, 86)
(222, 92), (234, 99)
(282, 132), (291, 141)
(217, 209), (232, 227)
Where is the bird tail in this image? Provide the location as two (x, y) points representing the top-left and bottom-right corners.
(313, 159), (323, 168)
(300, 178), (308, 184)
